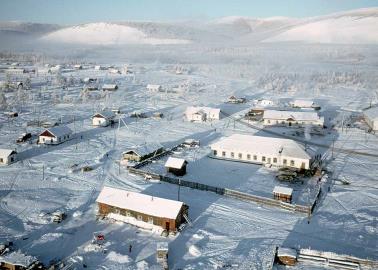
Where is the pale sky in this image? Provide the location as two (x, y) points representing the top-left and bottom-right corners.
(0, 0), (377, 24)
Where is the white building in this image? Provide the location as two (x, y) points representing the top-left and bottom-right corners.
(94, 65), (105, 70)
(5, 68), (26, 75)
(147, 84), (162, 92)
(210, 134), (311, 170)
(39, 126), (73, 145)
(92, 111), (115, 127)
(255, 99), (274, 107)
(263, 110), (324, 127)
(102, 84), (118, 91)
(290, 99), (320, 110)
(363, 106), (378, 131)
(0, 149), (17, 165)
(74, 64), (83, 70)
(185, 106), (221, 122)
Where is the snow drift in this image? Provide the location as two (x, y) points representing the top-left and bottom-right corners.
(40, 22), (190, 45)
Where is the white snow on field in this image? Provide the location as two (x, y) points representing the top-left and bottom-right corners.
(40, 22), (190, 45)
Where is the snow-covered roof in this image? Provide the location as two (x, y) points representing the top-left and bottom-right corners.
(277, 247), (297, 258)
(210, 134), (311, 160)
(146, 84), (161, 89)
(0, 149), (17, 157)
(93, 111), (115, 119)
(102, 84), (118, 89)
(290, 100), (314, 108)
(165, 157), (187, 169)
(186, 106), (220, 116)
(364, 106), (378, 121)
(40, 125), (73, 137)
(123, 142), (163, 157)
(273, 186), (293, 196)
(96, 186), (183, 219)
(0, 251), (37, 267)
(264, 110), (321, 121)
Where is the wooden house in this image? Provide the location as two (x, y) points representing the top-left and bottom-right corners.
(96, 186), (188, 232)
(0, 149), (17, 165)
(38, 126), (73, 145)
(273, 186), (293, 203)
(210, 134), (311, 170)
(0, 251), (41, 270)
(277, 247), (297, 266)
(92, 111), (115, 127)
(102, 84), (118, 91)
(363, 106), (378, 132)
(165, 157), (188, 176)
(263, 110), (324, 127)
(122, 143), (164, 162)
(146, 84), (162, 92)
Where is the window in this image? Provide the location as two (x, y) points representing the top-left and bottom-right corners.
(43, 138), (45, 142)
(262, 156), (266, 162)
(267, 120), (271, 123)
(238, 153), (242, 159)
(213, 150), (217, 156)
(290, 160), (295, 166)
(273, 157), (277, 163)
(10, 157), (14, 162)
(283, 159), (287, 165)
(247, 154), (251, 160)
(231, 152), (234, 158)
(148, 217), (153, 224)
(137, 215), (143, 221)
(126, 211), (131, 217)
(114, 208), (120, 214)
(0, 158), (3, 163)
(253, 155), (257, 161)
(222, 151), (226, 157)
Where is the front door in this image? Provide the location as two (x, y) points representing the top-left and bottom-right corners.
(165, 222), (170, 231)
(267, 158), (271, 164)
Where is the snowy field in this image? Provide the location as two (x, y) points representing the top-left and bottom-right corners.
(0, 10), (378, 269)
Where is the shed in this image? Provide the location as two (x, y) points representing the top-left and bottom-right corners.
(102, 84), (118, 91)
(0, 251), (39, 270)
(277, 247), (297, 266)
(38, 125), (73, 145)
(122, 143), (164, 162)
(96, 186), (188, 232)
(147, 84), (162, 92)
(165, 157), (188, 176)
(0, 149), (17, 165)
(92, 111), (115, 127)
(363, 106), (378, 131)
(273, 186), (293, 203)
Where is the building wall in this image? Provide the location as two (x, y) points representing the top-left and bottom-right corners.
(264, 118), (323, 127)
(211, 147), (310, 170)
(364, 115), (378, 131)
(98, 203), (183, 231)
(167, 166), (186, 176)
(92, 117), (109, 127)
(39, 134), (71, 145)
(0, 153), (16, 165)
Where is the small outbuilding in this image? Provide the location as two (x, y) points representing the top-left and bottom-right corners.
(38, 125), (73, 145)
(92, 111), (116, 127)
(273, 186), (293, 203)
(102, 84), (118, 91)
(277, 247), (297, 266)
(96, 186), (188, 232)
(0, 149), (17, 165)
(165, 157), (188, 176)
(122, 143), (164, 162)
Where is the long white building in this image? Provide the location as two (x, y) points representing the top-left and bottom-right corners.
(210, 134), (311, 170)
(263, 110), (324, 127)
(363, 106), (378, 131)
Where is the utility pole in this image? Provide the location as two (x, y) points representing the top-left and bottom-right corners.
(178, 179), (181, 201)
(42, 164), (45, 181)
(331, 136), (335, 159)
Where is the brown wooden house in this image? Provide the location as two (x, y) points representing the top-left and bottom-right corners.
(96, 186), (188, 232)
(122, 143), (164, 162)
(277, 247), (297, 266)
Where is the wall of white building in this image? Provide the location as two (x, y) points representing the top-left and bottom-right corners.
(0, 153), (17, 165)
(39, 134), (71, 145)
(92, 117), (110, 127)
(263, 118), (323, 127)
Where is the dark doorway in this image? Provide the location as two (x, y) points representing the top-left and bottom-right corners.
(165, 222), (170, 231)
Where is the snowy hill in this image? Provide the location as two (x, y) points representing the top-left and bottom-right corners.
(264, 8), (378, 44)
(40, 22), (191, 45)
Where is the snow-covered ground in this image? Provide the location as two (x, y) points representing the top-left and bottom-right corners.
(0, 8), (377, 270)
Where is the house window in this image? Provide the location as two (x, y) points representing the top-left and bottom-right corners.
(114, 208), (120, 214)
(222, 151), (226, 157)
(58, 137), (61, 142)
(137, 215), (143, 221)
(213, 150), (217, 156)
(273, 158), (277, 163)
(231, 152), (234, 158)
(0, 158), (3, 163)
(281, 121), (285, 124)
(148, 217), (153, 224)
(126, 211), (131, 217)
(238, 153), (242, 159)
(262, 156), (266, 162)
(267, 120), (271, 123)
(247, 154), (251, 160)
(283, 159), (287, 165)
(43, 138), (45, 142)
(253, 155), (257, 161)
(290, 160), (295, 166)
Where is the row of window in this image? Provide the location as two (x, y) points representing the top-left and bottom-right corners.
(266, 120), (319, 125)
(213, 150), (296, 166)
(114, 209), (154, 224)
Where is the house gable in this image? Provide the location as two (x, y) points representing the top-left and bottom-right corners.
(40, 130), (55, 137)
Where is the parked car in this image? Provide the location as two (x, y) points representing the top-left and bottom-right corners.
(16, 132), (32, 143)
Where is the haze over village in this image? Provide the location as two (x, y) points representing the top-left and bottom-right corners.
(0, 1), (377, 269)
